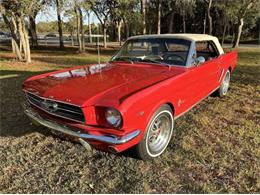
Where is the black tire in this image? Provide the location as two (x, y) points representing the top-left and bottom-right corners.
(136, 104), (174, 160)
(216, 70), (231, 97)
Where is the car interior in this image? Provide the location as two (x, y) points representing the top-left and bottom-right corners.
(195, 41), (219, 61)
(125, 39), (191, 66)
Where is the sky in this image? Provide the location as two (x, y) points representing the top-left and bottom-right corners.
(35, 7), (99, 25)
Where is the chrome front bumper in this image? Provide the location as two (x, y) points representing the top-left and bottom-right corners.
(24, 108), (140, 145)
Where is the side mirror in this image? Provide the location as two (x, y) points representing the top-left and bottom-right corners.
(195, 56), (205, 66)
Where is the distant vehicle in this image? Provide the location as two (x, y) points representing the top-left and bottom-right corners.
(45, 33), (57, 38)
(23, 34), (237, 160)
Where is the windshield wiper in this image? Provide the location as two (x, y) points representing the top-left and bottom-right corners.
(109, 57), (134, 64)
(138, 58), (170, 67)
(140, 58), (162, 64)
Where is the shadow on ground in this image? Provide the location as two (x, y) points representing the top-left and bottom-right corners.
(0, 70), (49, 136)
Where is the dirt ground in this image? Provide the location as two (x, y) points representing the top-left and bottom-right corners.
(0, 46), (259, 193)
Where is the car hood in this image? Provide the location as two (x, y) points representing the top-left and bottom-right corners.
(23, 62), (185, 107)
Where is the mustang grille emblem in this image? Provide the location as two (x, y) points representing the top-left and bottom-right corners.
(41, 100), (59, 112)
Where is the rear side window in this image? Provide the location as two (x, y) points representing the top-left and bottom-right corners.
(196, 41), (219, 61)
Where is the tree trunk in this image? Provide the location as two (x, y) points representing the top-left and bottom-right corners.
(103, 24), (107, 48)
(12, 39), (22, 60)
(182, 15), (186, 33)
(232, 1), (254, 48)
(56, 0), (64, 48)
(126, 23), (130, 38)
(221, 22), (227, 46)
(141, 0), (146, 34)
(207, 0), (212, 35)
(75, 7), (82, 52)
(11, 39), (15, 54)
(230, 32), (235, 45)
(71, 29), (74, 46)
(233, 18), (244, 48)
(203, 13), (206, 34)
(79, 7), (85, 52)
(87, 11), (92, 43)
(17, 16), (31, 63)
(22, 18), (31, 63)
(148, 24), (152, 34)
(17, 18), (27, 60)
(169, 11), (174, 33)
(3, 14), (23, 60)
(29, 14), (38, 47)
(117, 20), (122, 46)
(157, 0), (161, 34)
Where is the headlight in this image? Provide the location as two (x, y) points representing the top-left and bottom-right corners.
(105, 108), (122, 128)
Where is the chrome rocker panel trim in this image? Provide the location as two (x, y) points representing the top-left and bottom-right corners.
(24, 108), (140, 145)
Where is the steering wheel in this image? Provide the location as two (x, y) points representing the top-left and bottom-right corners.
(164, 54), (185, 63)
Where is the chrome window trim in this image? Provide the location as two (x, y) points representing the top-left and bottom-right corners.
(185, 41), (196, 68)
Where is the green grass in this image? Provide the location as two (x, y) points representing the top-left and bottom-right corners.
(0, 46), (259, 193)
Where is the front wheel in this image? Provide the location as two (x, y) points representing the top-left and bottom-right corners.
(136, 104), (174, 160)
(216, 70), (231, 97)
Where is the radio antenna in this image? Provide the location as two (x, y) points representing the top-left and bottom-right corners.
(97, 23), (101, 65)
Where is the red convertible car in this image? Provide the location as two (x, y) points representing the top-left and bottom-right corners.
(23, 34), (237, 160)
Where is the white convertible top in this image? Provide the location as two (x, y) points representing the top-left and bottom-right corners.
(129, 33), (224, 54)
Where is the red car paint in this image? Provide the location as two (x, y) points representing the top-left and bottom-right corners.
(23, 50), (237, 153)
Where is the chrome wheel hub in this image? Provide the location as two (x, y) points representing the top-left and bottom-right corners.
(147, 112), (172, 156)
(222, 71), (230, 95)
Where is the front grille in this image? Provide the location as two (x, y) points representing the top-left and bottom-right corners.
(25, 92), (85, 123)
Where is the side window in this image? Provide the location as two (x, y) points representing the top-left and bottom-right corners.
(196, 41), (219, 61)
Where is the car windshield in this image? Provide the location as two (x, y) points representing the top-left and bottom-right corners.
(111, 38), (191, 66)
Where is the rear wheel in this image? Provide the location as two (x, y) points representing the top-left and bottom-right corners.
(136, 104), (174, 160)
(217, 70), (230, 97)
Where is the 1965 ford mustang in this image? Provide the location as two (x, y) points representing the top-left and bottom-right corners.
(23, 34), (237, 160)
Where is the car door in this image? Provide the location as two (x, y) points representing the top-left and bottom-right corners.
(190, 41), (222, 102)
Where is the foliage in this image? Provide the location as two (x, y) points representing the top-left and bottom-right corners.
(1, 0), (259, 61)
(37, 21), (58, 33)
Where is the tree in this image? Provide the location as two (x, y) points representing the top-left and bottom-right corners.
(120, 0), (139, 38)
(109, 0), (138, 44)
(141, 0), (146, 34)
(214, 0), (235, 45)
(65, 18), (76, 46)
(2, 13), (22, 60)
(64, 0), (87, 52)
(204, 0), (212, 35)
(174, 0), (196, 33)
(217, 1), (229, 45)
(28, 0), (48, 47)
(167, 1), (175, 33)
(75, 5), (85, 52)
(0, 0), (37, 63)
(89, 0), (111, 48)
(55, 0), (64, 48)
(29, 12), (38, 47)
(156, 0), (162, 34)
(232, 0), (258, 48)
(86, 10), (92, 43)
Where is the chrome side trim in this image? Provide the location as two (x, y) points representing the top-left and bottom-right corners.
(24, 108), (140, 145)
(218, 69), (225, 83)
